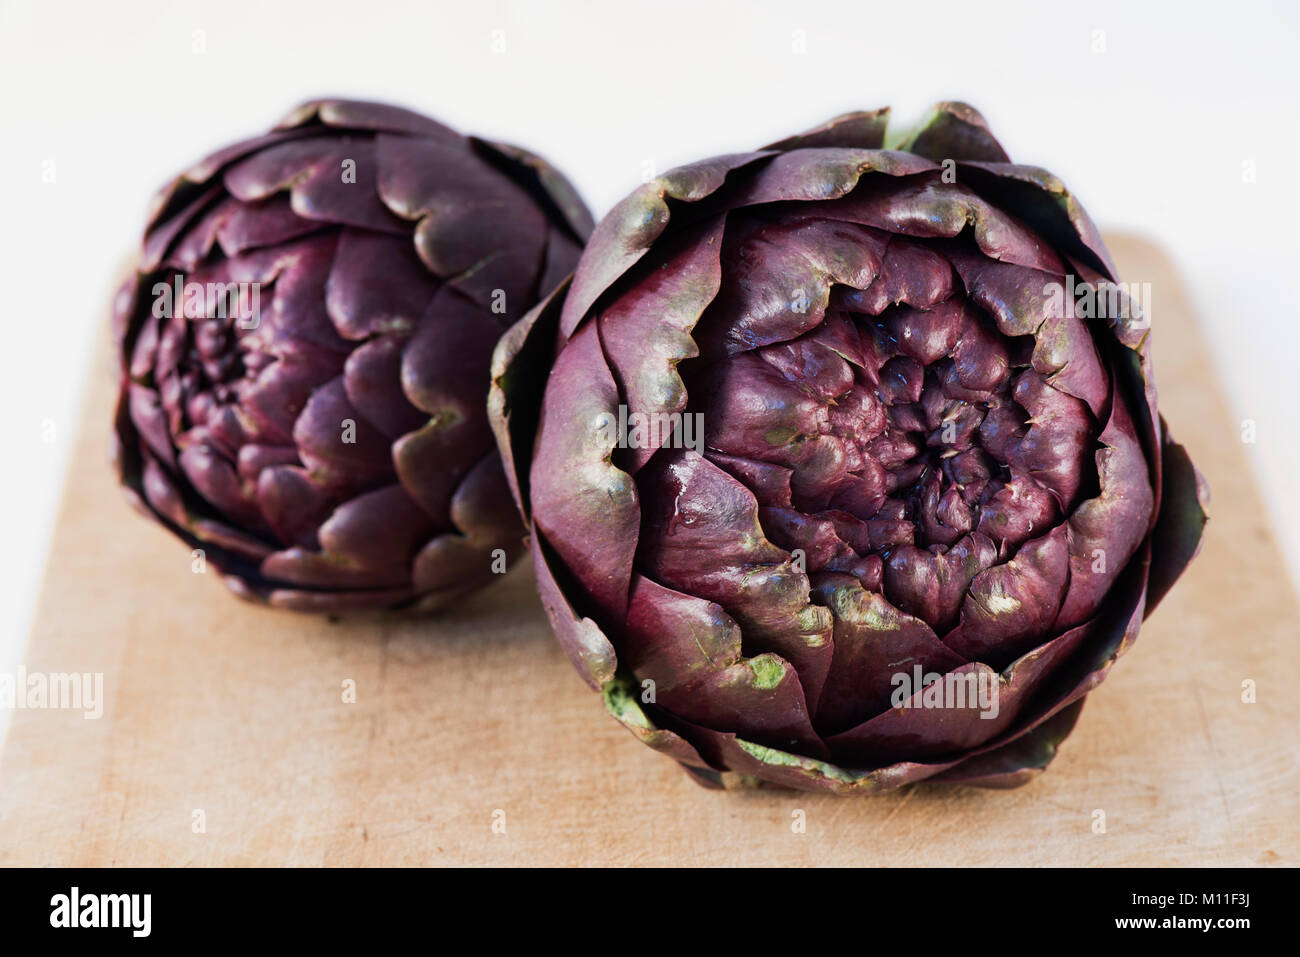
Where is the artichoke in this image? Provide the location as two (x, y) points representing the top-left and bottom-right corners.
(490, 102), (1208, 792)
(114, 99), (592, 612)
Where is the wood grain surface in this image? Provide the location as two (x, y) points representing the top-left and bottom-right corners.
(1, 235), (1296, 867)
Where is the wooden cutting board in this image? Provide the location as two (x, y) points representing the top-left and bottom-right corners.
(2, 235), (1296, 867)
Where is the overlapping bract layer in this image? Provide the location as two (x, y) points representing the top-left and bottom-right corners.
(491, 102), (1208, 792)
(114, 99), (592, 612)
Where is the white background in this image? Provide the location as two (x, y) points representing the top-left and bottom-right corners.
(2, 0), (1297, 733)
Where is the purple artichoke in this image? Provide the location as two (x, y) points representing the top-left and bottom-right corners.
(113, 99), (592, 612)
(490, 102), (1208, 792)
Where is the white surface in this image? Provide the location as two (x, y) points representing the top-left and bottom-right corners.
(2, 0), (1298, 727)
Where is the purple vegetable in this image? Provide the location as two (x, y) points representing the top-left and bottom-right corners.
(490, 102), (1208, 792)
(114, 99), (592, 612)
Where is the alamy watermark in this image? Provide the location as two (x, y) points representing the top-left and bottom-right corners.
(891, 665), (1000, 720)
(0, 666), (103, 719)
(1043, 274), (1151, 326)
(593, 405), (705, 454)
(50, 887), (150, 937)
(152, 274), (261, 328)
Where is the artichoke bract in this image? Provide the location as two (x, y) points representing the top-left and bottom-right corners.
(114, 99), (592, 612)
(490, 103), (1208, 792)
